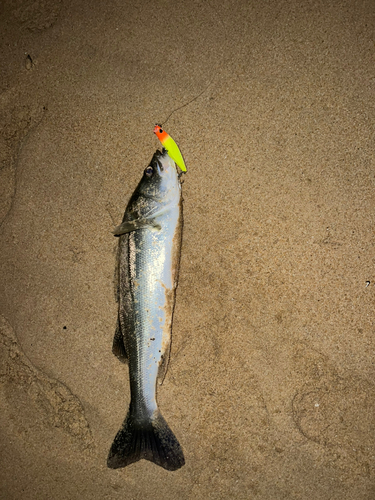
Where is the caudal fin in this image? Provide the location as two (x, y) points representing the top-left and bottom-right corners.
(107, 409), (185, 471)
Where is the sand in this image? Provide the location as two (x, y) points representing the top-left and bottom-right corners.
(1, 0), (374, 498)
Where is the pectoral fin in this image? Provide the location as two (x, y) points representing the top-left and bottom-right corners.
(113, 219), (161, 236)
(113, 219), (148, 235)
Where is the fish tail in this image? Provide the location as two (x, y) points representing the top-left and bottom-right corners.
(107, 408), (185, 471)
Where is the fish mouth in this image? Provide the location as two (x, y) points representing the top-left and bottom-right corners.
(152, 148), (171, 172)
(154, 148), (167, 158)
(151, 150), (163, 169)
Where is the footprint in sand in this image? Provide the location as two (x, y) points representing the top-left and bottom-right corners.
(0, 0), (62, 226)
(0, 315), (92, 445)
(8, 0), (62, 32)
(292, 346), (375, 479)
(0, 88), (46, 227)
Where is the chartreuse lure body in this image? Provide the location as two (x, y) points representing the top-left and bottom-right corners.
(153, 125), (187, 172)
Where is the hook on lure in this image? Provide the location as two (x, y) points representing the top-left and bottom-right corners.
(153, 125), (187, 172)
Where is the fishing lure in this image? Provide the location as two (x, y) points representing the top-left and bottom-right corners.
(153, 125), (187, 172)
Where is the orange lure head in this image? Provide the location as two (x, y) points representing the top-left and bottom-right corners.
(153, 124), (169, 143)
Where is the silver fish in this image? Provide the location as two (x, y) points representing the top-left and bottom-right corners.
(107, 149), (185, 471)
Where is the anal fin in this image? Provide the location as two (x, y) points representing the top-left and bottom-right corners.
(112, 317), (128, 363)
(157, 340), (171, 386)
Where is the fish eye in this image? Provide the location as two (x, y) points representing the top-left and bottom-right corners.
(145, 165), (153, 177)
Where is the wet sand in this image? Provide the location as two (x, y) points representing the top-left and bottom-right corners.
(1, 0), (374, 498)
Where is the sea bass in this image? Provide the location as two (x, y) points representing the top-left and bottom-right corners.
(107, 149), (185, 471)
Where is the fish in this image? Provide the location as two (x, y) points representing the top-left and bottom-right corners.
(154, 125), (187, 172)
(107, 149), (185, 471)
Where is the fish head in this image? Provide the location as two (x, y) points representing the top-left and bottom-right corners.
(137, 149), (180, 207)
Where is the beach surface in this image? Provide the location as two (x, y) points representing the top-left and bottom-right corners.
(1, 1), (374, 498)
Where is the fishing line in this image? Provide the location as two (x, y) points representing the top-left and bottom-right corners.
(159, 1), (227, 127)
(161, 79), (215, 127)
